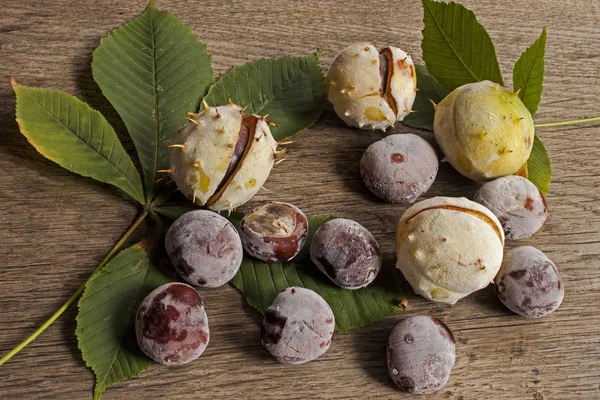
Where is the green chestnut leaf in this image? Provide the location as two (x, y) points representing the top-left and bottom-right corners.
(421, 0), (503, 91)
(513, 27), (547, 117)
(229, 215), (405, 332)
(204, 53), (326, 142)
(13, 82), (145, 204)
(92, 1), (213, 199)
(76, 240), (173, 400)
(527, 136), (552, 195)
(512, 27), (551, 194)
(402, 64), (449, 131)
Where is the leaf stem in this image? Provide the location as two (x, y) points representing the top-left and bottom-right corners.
(0, 210), (149, 366)
(535, 116), (600, 128)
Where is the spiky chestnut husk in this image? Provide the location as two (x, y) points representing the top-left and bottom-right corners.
(433, 81), (534, 182)
(396, 197), (505, 304)
(326, 42), (417, 131)
(169, 102), (278, 212)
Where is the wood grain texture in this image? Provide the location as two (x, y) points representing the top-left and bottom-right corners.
(1, 0), (599, 399)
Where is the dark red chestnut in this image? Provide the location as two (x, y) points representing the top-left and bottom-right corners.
(240, 202), (308, 263)
(135, 282), (209, 365)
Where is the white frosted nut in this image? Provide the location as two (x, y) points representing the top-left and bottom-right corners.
(433, 81), (534, 181)
(495, 246), (564, 318)
(326, 42), (417, 131)
(310, 218), (381, 289)
(474, 175), (547, 239)
(165, 210), (243, 288)
(387, 316), (455, 394)
(169, 103), (277, 212)
(360, 134), (439, 203)
(135, 283), (209, 365)
(396, 197), (505, 304)
(261, 287), (335, 364)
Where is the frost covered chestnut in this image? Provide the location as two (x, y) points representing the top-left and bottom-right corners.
(261, 287), (335, 364)
(396, 197), (505, 304)
(474, 175), (547, 239)
(495, 246), (564, 318)
(387, 316), (455, 394)
(168, 100), (279, 212)
(165, 210), (243, 288)
(240, 202), (309, 263)
(327, 42), (417, 131)
(136, 282), (209, 365)
(310, 218), (381, 289)
(434, 81), (534, 182)
(360, 134), (438, 203)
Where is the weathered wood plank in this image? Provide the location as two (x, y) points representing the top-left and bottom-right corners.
(0, 0), (599, 399)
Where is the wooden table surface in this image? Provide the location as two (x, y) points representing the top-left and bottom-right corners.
(1, 0), (599, 399)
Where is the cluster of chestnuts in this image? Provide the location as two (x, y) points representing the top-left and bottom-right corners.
(327, 42), (564, 393)
(137, 200), (388, 366)
(135, 41), (564, 395)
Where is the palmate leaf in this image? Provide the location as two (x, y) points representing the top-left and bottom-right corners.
(513, 28), (547, 116)
(230, 216), (404, 332)
(76, 241), (173, 399)
(13, 82), (145, 204)
(402, 64), (449, 130)
(204, 54), (326, 141)
(527, 136), (551, 195)
(421, 0), (503, 91)
(92, 1), (212, 198)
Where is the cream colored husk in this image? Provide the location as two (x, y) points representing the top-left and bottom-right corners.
(326, 42), (416, 131)
(169, 103), (277, 212)
(433, 80), (535, 182)
(396, 196), (505, 304)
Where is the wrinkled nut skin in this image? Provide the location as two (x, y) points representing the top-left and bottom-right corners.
(387, 316), (455, 394)
(495, 246), (564, 318)
(169, 103), (278, 212)
(135, 282), (209, 365)
(433, 81), (534, 182)
(310, 218), (381, 289)
(261, 287), (335, 364)
(240, 202), (309, 263)
(396, 197), (505, 304)
(360, 134), (439, 203)
(327, 42), (417, 131)
(165, 210), (243, 288)
(474, 175), (547, 240)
